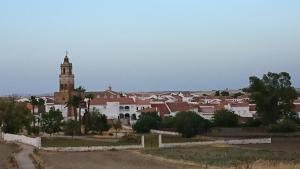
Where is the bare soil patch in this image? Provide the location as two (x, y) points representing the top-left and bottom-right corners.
(238, 137), (300, 154)
(38, 150), (196, 169)
(0, 142), (18, 168)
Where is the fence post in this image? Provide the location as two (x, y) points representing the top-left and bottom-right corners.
(158, 134), (162, 148)
(37, 137), (42, 148)
(141, 135), (145, 148)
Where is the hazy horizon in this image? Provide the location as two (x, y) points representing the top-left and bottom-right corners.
(0, 0), (299, 95)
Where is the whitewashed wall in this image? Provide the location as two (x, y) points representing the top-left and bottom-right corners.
(150, 129), (181, 136)
(41, 135), (145, 152)
(158, 134), (271, 148)
(2, 133), (41, 147)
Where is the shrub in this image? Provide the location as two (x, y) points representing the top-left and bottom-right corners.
(133, 112), (161, 133)
(243, 118), (262, 127)
(266, 119), (297, 133)
(213, 109), (239, 127)
(31, 126), (40, 135)
(64, 120), (80, 136)
(119, 134), (139, 143)
(161, 117), (175, 129)
(173, 111), (211, 138)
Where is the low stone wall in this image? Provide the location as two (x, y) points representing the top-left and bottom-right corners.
(150, 129), (181, 136)
(41, 145), (143, 152)
(158, 134), (271, 148)
(2, 133), (41, 147)
(40, 135), (145, 152)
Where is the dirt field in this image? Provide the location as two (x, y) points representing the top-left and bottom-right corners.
(39, 150), (197, 169)
(239, 137), (300, 154)
(0, 142), (17, 168)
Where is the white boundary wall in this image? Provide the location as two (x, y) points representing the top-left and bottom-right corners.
(40, 135), (145, 152)
(2, 133), (41, 147)
(158, 134), (271, 148)
(150, 129), (181, 136)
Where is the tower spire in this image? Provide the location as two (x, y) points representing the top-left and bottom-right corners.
(64, 51), (69, 63)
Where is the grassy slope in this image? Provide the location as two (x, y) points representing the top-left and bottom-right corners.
(143, 145), (300, 167)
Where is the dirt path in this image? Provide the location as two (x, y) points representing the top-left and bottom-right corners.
(39, 150), (197, 169)
(0, 142), (17, 168)
(16, 144), (35, 169)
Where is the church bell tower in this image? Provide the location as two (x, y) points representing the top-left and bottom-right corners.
(59, 55), (74, 92)
(54, 53), (75, 106)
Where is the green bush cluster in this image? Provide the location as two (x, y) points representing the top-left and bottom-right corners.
(266, 119), (297, 133)
(133, 111), (212, 138)
(213, 110), (239, 127)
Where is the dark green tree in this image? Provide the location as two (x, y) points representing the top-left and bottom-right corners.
(65, 95), (81, 122)
(213, 109), (239, 127)
(29, 96), (39, 127)
(89, 110), (110, 134)
(84, 93), (94, 134)
(133, 112), (161, 133)
(233, 92), (243, 98)
(0, 101), (33, 134)
(221, 91), (230, 96)
(173, 111), (211, 138)
(75, 86), (86, 130)
(40, 108), (64, 136)
(245, 72), (297, 124)
(215, 91), (220, 96)
(64, 120), (80, 138)
(37, 98), (45, 125)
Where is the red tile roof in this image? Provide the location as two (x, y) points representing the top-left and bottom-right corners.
(135, 99), (151, 105)
(151, 103), (171, 117)
(230, 103), (249, 107)
(166, 102), (192, 112)
(137, 107), (158, 113)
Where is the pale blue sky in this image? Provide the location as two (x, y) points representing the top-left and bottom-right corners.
(0, 0), (299, 95)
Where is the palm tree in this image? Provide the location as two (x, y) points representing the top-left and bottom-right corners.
(65, 95), (81, 122)
(84, 93), (94, 134)
(37, 98), (45, 126)
(75, 86), (86, 134)
(85, 93), (94, 114)
(29, 96), (38, 127)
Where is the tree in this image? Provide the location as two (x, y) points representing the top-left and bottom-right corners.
(64, 120), (79, 138)
(213, 109), (239, 127)
(85, 93), (94, 114)
(221, 91), (230, 96)
(65, 95), (81, 122)
(29, 96), (39, 127)
(112, 119), (122, 137)
(133, 112), (161, 133)
(245, 72), (297, 124)
(173, 111), (211, 138)
(0, 101), (33, 134)
(88, 110), (110, 134)
(215, 91), (220, 96)
(40, 108), (64, 136)
(37, 98), (45, 125)
(233, 92), (243, 98)
(75, 86), (86, 134)
(84, 93), (94, 134)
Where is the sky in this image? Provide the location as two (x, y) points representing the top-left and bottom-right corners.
(0, 0), (299, 95)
